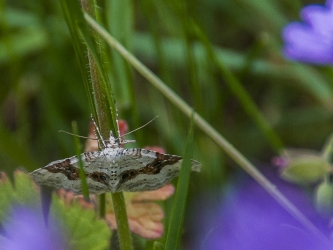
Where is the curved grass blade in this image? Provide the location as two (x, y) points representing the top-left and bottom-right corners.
(165, 111), (195, 250)
(83, 14), (328, 242)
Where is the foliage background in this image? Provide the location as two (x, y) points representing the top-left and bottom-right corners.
(1, 0), (333, 249)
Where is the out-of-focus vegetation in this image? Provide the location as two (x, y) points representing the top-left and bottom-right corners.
(1, 0), (333, 249)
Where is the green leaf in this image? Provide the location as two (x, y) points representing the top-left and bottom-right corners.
(165, 111), (195, 250)
(0, 171), (110, 249)
(52, 198), (110, 250)
(0, 171), (40, 221)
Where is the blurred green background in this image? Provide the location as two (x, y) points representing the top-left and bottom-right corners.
(1, 0), (333, 246)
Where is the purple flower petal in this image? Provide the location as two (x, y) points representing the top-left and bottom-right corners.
(0, 206), (67, 250)
(281, 0), (333, 64)
(327, 0), (333, 9)
(190, 168), (331, 250)
(301, 5), (333, 36)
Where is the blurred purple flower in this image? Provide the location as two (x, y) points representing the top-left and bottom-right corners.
(190, 169), (332, 250)
(282, 0), (333, 64)
(0, 205), (67, 250)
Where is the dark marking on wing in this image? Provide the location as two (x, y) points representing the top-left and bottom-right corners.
(45, 159), (80, 180)
(87, 172), (109, 186)
(83, 152), (99, 162)
(134, 149), (142, 158)
(119, 152), (181, 183)
(44, 158), (109, 187)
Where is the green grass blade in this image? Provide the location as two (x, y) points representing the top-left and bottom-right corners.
(60, 2), (133, 249)
(191, 22), (284, 152)
(72, 121), (90, 201)
(105, 0), (133, 106)
(59, 0), (98, 121)
(165, 111), (195, 250)
(61, 0), (117, 134)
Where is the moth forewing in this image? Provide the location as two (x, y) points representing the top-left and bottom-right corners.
(30, 133), (201, 194)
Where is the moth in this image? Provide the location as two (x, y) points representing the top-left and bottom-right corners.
(30, 119), (201, 194)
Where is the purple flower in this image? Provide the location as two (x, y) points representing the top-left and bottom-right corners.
(190, 169), (332, 250)
(0, 205), (67, 250)
(282, 0), (333, 64)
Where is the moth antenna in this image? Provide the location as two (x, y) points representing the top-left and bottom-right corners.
(115, 107), (122, 144)
(91, 114), (106, 148)
(121, 116), (158, 138)
(93, 128), (104, 149)
(59, 130), (99, 140)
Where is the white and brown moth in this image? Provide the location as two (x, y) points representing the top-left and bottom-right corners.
(30, 119), (201, 195)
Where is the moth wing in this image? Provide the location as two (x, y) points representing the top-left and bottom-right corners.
(30, 151), (111, 195)
(114, 148), (201, 192)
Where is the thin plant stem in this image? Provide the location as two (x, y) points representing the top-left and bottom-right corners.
(80, 2), (133, 249)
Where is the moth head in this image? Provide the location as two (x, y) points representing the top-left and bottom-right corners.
(106, 130), (136, 148)
(106, 131), (119, 148)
